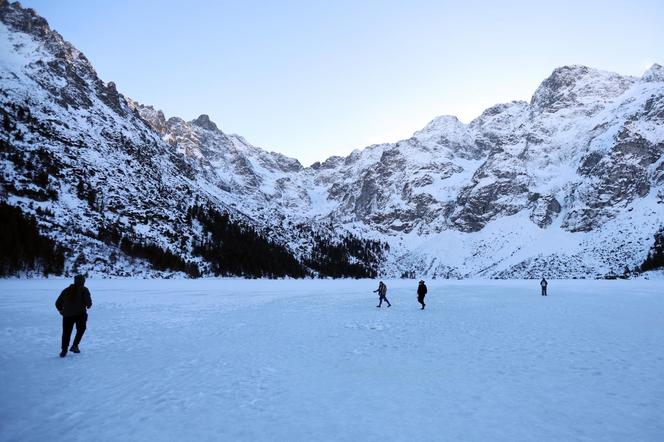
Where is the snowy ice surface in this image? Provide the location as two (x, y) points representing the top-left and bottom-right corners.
(1, 279), (663, 441)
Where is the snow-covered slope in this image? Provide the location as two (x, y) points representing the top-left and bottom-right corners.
(2, 278), (663, 440)
(1, 1), (663, 278)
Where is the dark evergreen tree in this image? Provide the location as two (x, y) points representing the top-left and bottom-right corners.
(0, 202), (65, 276)
(639, 228), (664, 272)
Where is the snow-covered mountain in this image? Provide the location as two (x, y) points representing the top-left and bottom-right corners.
(1, 1), (662, 278)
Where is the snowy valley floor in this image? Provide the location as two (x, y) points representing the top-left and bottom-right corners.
(0, 279), (663, 441)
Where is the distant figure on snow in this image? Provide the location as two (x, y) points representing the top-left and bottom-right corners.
(417, 280), (428, 309)
(55, 274), (92, 357)
(540, 277), (548, 296)
(373, 281), (391, 308)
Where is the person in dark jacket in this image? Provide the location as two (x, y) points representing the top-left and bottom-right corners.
(373, 281), (391, 308)
(540, 277), (548, 296)
(417, 280), (427, 309)
(55, 275), (92, 357)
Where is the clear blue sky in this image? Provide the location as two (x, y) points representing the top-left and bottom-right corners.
(22, 0), (664, 165)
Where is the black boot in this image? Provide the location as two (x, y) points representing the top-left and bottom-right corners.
(59, 350), (67, 358)
(70, 345), (80, 353)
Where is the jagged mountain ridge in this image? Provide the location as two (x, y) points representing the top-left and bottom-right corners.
(0, 1), (384, 278)
(1, 1), (663, 278)
(135, 63), (664, 278)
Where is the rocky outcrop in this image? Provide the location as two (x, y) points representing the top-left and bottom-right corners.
(191, 114), (219, 131)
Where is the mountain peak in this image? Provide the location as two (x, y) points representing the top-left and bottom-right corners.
(191, 114), (220, 132)
(0, 1), (52, 40)
(413, 115), (466, 140)
(422, 115), (461, 129)
(642, 63), (664, 83)
(530, 65), (593, 109)
(530, 65), (635, 112)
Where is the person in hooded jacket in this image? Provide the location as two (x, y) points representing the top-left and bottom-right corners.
(55, 275), (92, 357)
(540, 277), (548, 296)
(417, 280), (428, 309)
(373, 281), (391, 308)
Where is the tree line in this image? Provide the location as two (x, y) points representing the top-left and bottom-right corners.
(305, 233), (386, 278)
(0, 200), (389, 278)
(97, 225), (200, 277)
(0, 202), (65, 276)
(188, 204), (307, 278)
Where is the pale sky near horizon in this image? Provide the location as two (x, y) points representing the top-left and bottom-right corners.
(20, 0), (664, 165)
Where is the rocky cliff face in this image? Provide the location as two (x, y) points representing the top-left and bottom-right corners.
(303, 66), (662, 238)
(2, 1), (663, 278)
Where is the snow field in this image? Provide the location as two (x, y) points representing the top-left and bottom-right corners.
(0, 278), (662, 441)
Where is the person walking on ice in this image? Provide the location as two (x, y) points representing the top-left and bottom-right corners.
(417, 280), (427, 309)
(55, 275), (92, 357)
(373, 281), (391, 308)
(540, 277), (548, 296)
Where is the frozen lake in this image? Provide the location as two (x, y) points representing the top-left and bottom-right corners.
(1, 278), (663, 441)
